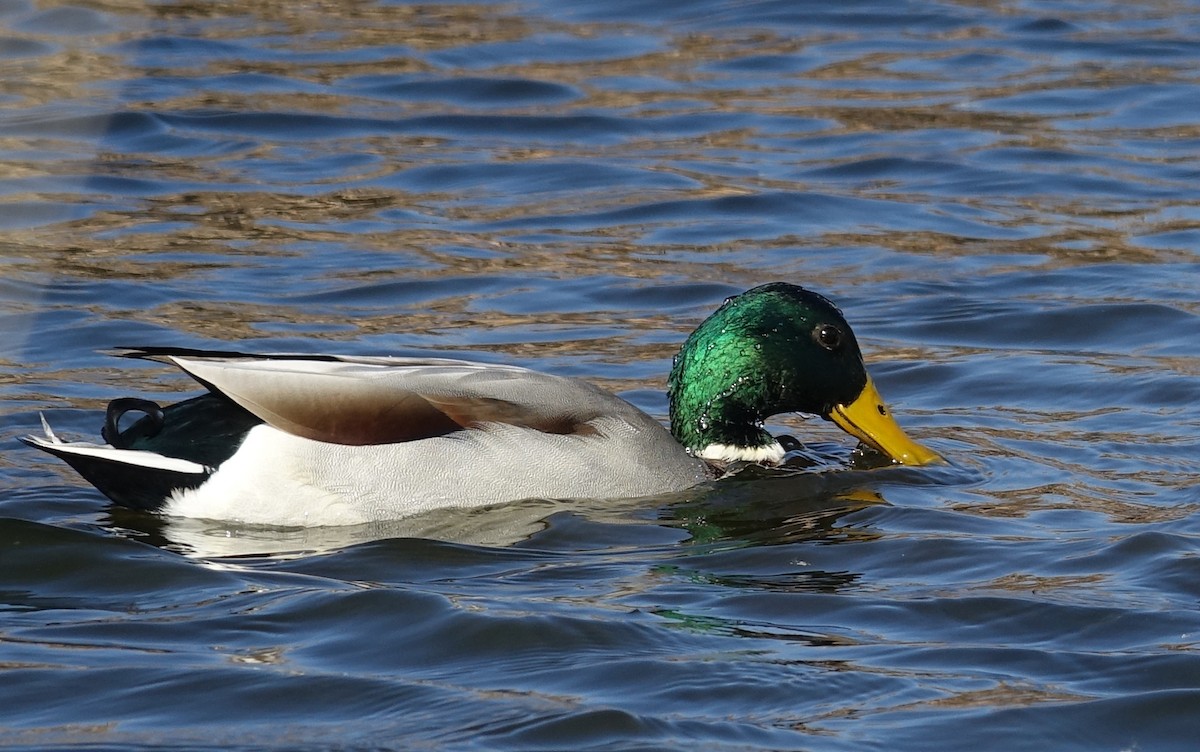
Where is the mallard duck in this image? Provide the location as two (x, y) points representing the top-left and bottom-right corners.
(22, 283), (940, 525)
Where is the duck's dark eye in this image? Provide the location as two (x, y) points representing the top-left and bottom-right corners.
(814, 324), (843, 351)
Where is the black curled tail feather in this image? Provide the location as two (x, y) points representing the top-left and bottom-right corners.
(103, 398), (165, 448)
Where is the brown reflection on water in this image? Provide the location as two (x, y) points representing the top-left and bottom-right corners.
(8, 0), (1197, 290)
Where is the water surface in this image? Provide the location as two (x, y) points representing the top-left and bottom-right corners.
(2, 0), (1199, 749)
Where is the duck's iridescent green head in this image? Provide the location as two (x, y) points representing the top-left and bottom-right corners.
(667, 282), (939, 466)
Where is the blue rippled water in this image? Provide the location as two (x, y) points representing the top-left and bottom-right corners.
(2, 0), (1199, 749)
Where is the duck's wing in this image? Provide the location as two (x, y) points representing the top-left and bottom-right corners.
(118, 347), (642, 446)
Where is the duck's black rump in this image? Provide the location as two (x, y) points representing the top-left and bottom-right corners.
(22, 393), (261, 511)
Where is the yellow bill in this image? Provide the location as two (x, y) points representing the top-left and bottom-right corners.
(829, 376), (942, 466)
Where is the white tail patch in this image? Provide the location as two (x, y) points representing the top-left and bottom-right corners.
(23, 417), (209, 475)
(38, 413), (61, 443)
